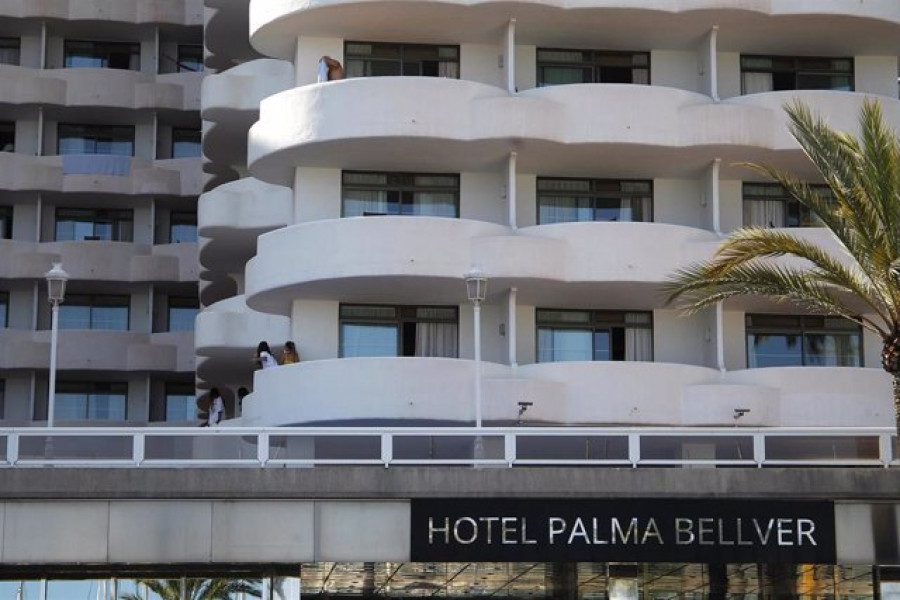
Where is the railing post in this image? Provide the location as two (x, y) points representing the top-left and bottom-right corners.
(132, 432), (144, 466)
(7, 432), (18, 466)
(505, 432), (516, 468)
(879, 433), (893, 468)
(258, 432), (270, 467)
(628, 433), (640, 468)
(381, 433), (392, 468)
(753, 433), (765, 468)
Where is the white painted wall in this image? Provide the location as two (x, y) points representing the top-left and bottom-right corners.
(719, 179), (744, 233)
(653, 178), (704, 228)
(460, 171), (505, 224)
(855, 56), (899, 98)
(295, 167), (340, 222)
(292, 299), (339, 360)
(515, 45), (536, 91)
(722, 309), (747, 370)
(461, 43), (503, 88)
(653, 309), (707, 366)
(650, 50), (700, 93)
(717, 52), (741, 99)
(0, 374), (32, 423)
(515, 173), (537, 228)
(295, 37), (342, 86)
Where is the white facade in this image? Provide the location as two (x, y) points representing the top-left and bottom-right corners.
(197, 0), (900, 430)
(0, 1), (203, 425)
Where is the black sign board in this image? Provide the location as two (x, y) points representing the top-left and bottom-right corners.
(411, 498), (836, 564)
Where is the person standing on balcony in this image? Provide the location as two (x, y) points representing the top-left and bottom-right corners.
(318, 56), (344, 82)
(281, 341), (300, 365)
(255, 341), (279, 370)
(200, 388), (224, 427)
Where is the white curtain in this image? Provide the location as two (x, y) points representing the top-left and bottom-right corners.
(438, 62), (459, 79)
(632, 69), (649, 85)
(743, 72), (773, 94)
(415, 322), (458, 357)
(744, 200), (784, 227)
(346, 190), (388, 216)
(624, 313), (653, 361)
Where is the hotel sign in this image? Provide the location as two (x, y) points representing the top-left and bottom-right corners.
(411, 499), (835, 563)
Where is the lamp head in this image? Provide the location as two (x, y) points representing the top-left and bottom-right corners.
(464, 267), (488, 303)
(45, 261), (69, 304)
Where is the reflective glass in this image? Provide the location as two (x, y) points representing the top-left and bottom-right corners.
(168, 306), (198, 332)
(537, 328), (592, 362)
(341, 323), (398, 357)
(747, 333), (802, 367)
(166, 394), (196, 421)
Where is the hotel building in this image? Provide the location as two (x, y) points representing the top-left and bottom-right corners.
(2, 0), (900, 598)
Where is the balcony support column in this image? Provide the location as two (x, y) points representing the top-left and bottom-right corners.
(507, 151), (517, 230)
(508, 287), (517, 368)
(703, 26), (719, 101)
(716, 301), (726, 373)
(505, 19), (516, 93)
(706, 158), (721, 235)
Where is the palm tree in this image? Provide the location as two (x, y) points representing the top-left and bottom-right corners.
(664, 99), (900, 434)
(119, 578), (261, 600)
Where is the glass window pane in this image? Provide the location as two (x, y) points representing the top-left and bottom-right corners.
(166, 394), (196, 421)
(91, 306), (128, 330)
(748, 333), (802, 367)
(56, 393), (86, 420)
(341, 323), (398, 357)
(168, 307), (198, 332)
(88, 393), (126, 420)
(538, 328), (592, 362)
(805, 333), (860, 367)
(59, 305), (92, 329)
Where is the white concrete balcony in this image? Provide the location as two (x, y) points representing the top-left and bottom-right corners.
(0, 241), (197, 283)
(202, 59), (292, 166)
(251, 80), (884, 186)
(0, 329), (194, 372)
(0, 153), (202, 196)
(248, 0), (900, 60)
(195, 295), (291, 386)
(241, 357), (891, 428)
(198, 177), (292, 272)
(0, 66), (202, 111)
(245, 217), (511, 314)
(0, 0), (203, 24)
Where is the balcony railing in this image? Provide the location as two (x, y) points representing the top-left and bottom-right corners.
(0, 426), (896, 468)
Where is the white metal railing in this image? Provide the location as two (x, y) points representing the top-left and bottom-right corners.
(0, 426), (895, 469)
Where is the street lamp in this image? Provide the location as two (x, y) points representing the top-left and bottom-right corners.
(464, 267), (487, 429)
(45, 261), (69, 428)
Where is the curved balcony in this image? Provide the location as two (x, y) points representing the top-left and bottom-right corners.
(0, 153), (202, 196)
(249, 0), (900, 60)
(242, 357), (891, 428)
(0, 329), (193, 372)
(198, 177), (292, 273)
(250, 80), (873, 186)
(245, 217), (511, 315)
(202, 59), (292, 166)
(0, 67), (202, 111)
(0, 241), (197, 283)
(195, 295), (291, 386)
(0, 0), (203, 25)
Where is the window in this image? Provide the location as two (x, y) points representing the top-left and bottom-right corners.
(64, 40), (140, 70)
(176, 44), (203, 73)
(0, 292), (7, 328)
(0, 37), (20, 65)
(169, 211), (197, 243)
(342, 171), (459, 217)
(56, 382), (127, 421)
(58, 294), (130, 331)
(537, 309), (653, 362)
(743, 183), (830, 228)
(58, 124), (134, 156)
(537, 48), (649, 87)
(746, 314), (861, 368)
(55, 208), (133, 241)
(537, 178), (652, 224)
(171, 128), (201, 158)
(0, 122), (13, 152)
(340, 304), (458, 358)
(0, 205), (11, 239)
(345, 42), (459, 78)
(165, 383), (196, 422)
(167, 297), (199, 332)
(741, 55), (853, 94)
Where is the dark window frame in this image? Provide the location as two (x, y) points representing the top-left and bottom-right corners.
(339, 303), (459, 358)
(0, 37), (21, 66)
(57, 123), (135, 156)
(171, 127), (201, 158)
(536, 177), (653, 224)
(536, 308), (654, 362)
(55, 381), (128, 421)
(63, 39), (140, 70)
(742, 182), (833, 228)
(176, 44), (203, 73)
(0, 121), (14, 152)
(536, 48), (650, 87)
(55, 207), (134, 242)
(341, 171), (460, 218)
(0, 205), (11, 239)
(745, 313), (863, 368)
(58, 294), (131, 331)
(740, 55), (854, 93)
(344, 41), (460, 78)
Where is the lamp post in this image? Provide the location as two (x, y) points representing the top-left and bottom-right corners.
(45, 261), (69, 428)
(464, 267), (487, 428)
